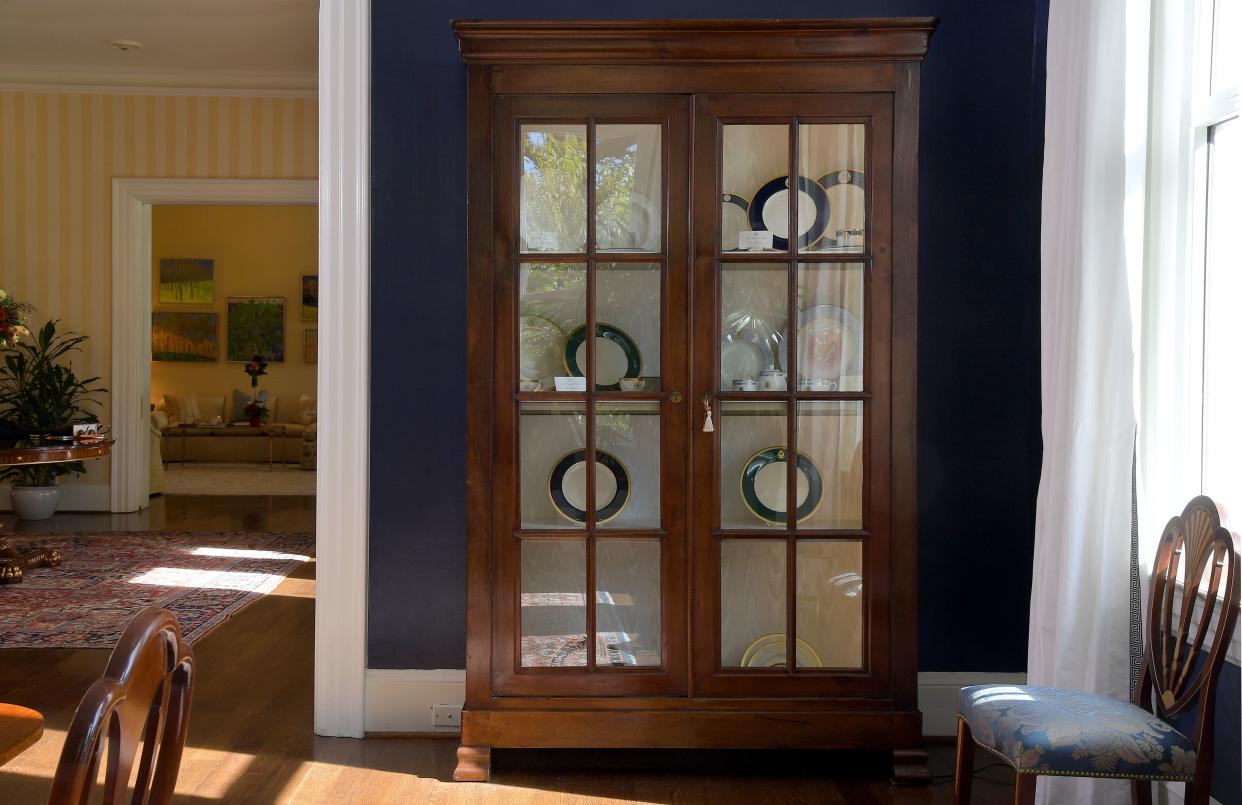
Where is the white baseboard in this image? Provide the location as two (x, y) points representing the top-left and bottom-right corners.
(0, 483), (111, 512)
(365, 669), (466, 733)
(363, 668), (1025, 737)
(918, 672), (1027, 736)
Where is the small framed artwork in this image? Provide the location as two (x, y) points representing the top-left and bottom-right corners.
(227, 297), (285, 362)
(159, 258), (214, 304)
(305, 328), (318, 364)
(301, 275), (318, 322)
(152, 312), (218, 362)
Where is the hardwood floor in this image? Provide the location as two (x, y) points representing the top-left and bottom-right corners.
(0, 495), (1016, 803)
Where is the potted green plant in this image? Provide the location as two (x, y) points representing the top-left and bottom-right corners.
(0, 320), (106, 520)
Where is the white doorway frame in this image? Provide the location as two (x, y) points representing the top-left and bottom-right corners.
(110, 178), (318, 513)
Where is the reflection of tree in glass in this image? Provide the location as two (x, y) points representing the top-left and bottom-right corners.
(522, 131), (638, 252)
(521, 263), (585, 297)
(596, 142), (638, 250)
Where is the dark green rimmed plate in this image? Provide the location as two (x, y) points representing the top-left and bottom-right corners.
(549, 448), (630, 524)
(740, 446), (824, 525)
(564, 323), (642, 391)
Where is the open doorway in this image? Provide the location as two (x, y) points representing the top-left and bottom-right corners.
(150, 204), (318, 499)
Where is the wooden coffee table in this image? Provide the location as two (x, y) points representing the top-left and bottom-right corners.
(0, 439), (113, 584)
(0, 704), (43, 767)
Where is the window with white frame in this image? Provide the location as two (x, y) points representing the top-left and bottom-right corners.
(1138, 0), (1240, 552)
(1198, 0), (1240, 522)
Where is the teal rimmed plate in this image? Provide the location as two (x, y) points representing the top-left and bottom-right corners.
(740, 446), (824, 525)
(564, 323), (642, 391)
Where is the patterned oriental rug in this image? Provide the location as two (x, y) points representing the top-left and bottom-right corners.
(0, 531), (313, 649)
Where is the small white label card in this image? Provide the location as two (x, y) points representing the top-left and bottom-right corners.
(738, 230), (774, 251)
(528, 231), (559, 251)
(554, 376), (587, 392)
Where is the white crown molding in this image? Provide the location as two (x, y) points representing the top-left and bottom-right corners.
(0, 63), (316, 97)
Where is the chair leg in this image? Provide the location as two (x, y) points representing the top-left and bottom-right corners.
(1131, 779), (1152, 805)
(1184, 782), (1210, 805)
(1014, 773), (1036, 805)
(954, 719), (975, 804)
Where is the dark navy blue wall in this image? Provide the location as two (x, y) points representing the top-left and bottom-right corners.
(369, 1), (1049, 671)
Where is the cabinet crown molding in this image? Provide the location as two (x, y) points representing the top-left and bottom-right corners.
(452, 18), (938, 65)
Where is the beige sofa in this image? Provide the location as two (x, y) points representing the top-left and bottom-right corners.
(156, 393), (314, 464)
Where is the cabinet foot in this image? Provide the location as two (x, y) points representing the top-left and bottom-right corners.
(891, 747), (930, 785)
(453, 746), (491, 782)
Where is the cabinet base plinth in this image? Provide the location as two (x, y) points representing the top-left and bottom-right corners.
(453, 746), (491, 782)
(891, 747), (930, 785)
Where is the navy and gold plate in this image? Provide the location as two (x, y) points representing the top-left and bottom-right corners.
(549, 448), (631, 524)
(564, 323), (642, 391)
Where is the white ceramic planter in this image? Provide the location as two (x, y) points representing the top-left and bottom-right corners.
(11, 485), (60, 521)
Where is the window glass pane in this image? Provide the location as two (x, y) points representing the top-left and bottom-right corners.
(520, 539), (587, 667)
(591, 262), (660, 390)
(796, 401), (864, 530)
(596, 539), (661, 666)
(796, 540), (863, 668)
(519, 263), (584, 392)
(721, 263), (788, 392)
(722, 124), (790, 252)
(595, 401), (660, 530)
(720, 539), (786, 667)
(793, 264), (865, 392)
(596, 124), (662, 253)
(798, 124), (866, 253)
(719, 401), (788, 529)
(1203, 117), (1240, 516)
(1211, 0), (1239, 95)
(521, 125), (587, 253)
(520, 402), (586, 529)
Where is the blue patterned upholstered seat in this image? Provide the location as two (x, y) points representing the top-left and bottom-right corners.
(958, 684), (1197, 781)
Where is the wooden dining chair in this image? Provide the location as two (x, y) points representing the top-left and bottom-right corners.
(954, 495), (1240, 805)
(48, 607), (195, 805)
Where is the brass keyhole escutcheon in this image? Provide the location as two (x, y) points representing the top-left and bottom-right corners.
(670, 391), (683, 404)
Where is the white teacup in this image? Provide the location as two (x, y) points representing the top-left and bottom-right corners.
(619, 378), (645, 392)
(758, 369), (787, 391)
(518, 379), (543, 392)
(733, 377), (759, 392)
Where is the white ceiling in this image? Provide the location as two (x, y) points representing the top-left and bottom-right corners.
(0, 0), (317, 91)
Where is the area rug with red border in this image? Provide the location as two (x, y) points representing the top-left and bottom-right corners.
(0, 530), (313, 648)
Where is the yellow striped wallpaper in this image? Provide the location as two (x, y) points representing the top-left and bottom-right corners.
(0, 90), (317, 489)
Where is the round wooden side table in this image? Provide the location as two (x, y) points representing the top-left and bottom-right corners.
(0, 439), (113, 584)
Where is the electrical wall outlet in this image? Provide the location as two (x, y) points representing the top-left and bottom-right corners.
(431, 704), (462, 731)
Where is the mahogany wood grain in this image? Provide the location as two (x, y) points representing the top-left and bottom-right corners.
(0, 705), (42, 768)
(453, 19), (938, 65)
(456, 18), (933, 784)
(48, 607), (194, 805)
(0, 441), (112, 467)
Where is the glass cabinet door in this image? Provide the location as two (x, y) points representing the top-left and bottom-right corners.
(493, 96), (690, 696)
(693, 94), (893, 697)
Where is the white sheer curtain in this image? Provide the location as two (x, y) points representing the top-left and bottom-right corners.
(1028, 0), (1150, 802)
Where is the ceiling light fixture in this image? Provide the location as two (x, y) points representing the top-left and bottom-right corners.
(107, 39), (143, 53)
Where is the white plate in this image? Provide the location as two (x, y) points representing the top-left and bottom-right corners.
(561, 460), (619, 512)
(519, 315), (566, 382)
(720, 330), (770, 385)
(778, 305), (863, 388)
(575, 337), (631, 389)
(751, 460), (811, 513)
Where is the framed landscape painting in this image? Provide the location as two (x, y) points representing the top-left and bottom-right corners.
(159, 258), (214, 304)
(227, 297), (285, 362)
(152, 312), (218, 362)
(305, 328), (318, 364)
(301, 275), (318, 322)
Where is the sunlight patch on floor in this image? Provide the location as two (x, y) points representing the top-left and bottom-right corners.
(128, 567), (286, 593)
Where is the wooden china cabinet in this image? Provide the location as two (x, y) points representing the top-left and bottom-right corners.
(453, 18), (937, 782)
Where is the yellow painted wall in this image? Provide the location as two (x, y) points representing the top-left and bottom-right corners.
(0, 89), (316, 488)
(151, 205), (317, 412)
